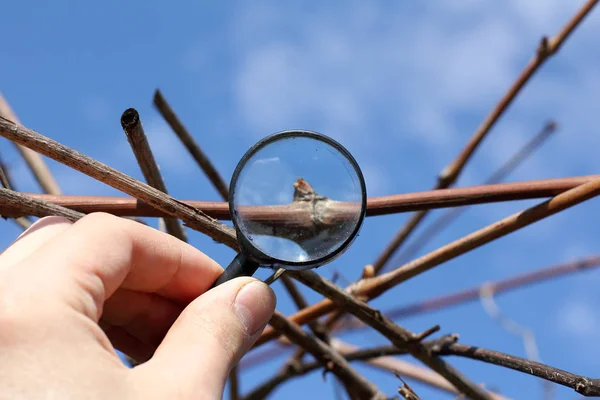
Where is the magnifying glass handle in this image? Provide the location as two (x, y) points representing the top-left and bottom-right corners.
(212, 252), (260, 288)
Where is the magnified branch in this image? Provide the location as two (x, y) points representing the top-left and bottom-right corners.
(255, 175), (600, 347)
(1, 175), (597, 220)
(120, 108), (187, 242)
(372, 0), (598, 273)
(0, 117), (239, 250)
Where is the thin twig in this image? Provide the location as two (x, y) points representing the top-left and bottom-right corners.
(0, 117), (238, 250)
(0, 93), (61, 195)
(153, 89), (230, 200)
(1, 175), (598, 219)
(340, 255), (600, 331)
(362, 174), (600, 298)
(0, 188), (84, 222)
(258, 311), (386, 400)
(0, 158), (32, 229)
(256, 175), (600, 347)
(372, 0), (598, 273)
(389, 121), (557, 269)
(244, 338), (509, 399)
(479, 285), (554, 399)
(435, 342), (600, 397)
(289, 270), (494, 400)
(229, 366), (240, 400)
(120, 108), (187, 242)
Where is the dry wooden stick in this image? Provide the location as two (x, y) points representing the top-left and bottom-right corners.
(244, 338), (509, 399)
(435, 342), (600, 397)
(277, 275), (344, 395)
(229, 367), (240, 400)
(363, 175), (600, 298)
(255, 174), (600, 348)
(262, 311), (387, 400)
(389, 121), (557, 269)
(2, 175), (598, 220)
(247, 255), (600, 368)
(289, 270), (493, 400)
(0, 117), (239, 250)
(0, 158), (32, 229)
(372, 0), (598, 273)
(120, 108), (187, 242)
(335, 340), (507, 400)
(0, 93), (61, 195)
(0, 188), (84, 222)
(358, 255), (600, 328)
(153, 89), (230, 200)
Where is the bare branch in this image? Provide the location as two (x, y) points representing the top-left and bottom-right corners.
(0, 117), (238, 250)
(153, 89), (230, 201)
(259, 311), (387, 400)
(340, 255), (600, 331)
(389, 121), (557, 269)
(0, 157), (32, 229)
(372, 0), (598, 273)
(256, 176), (600, 347)
(0, 188), (84, 222)
(1, 175), (598, 220)
(244, 338), (509, 399)
(229, 366), (240, 400)
(435, 342), (600, 397)
(363, 175), (600, 298)
(0, 93), (62, 195)
(289, 270), (494, 400)
(120, 108), (187, 242)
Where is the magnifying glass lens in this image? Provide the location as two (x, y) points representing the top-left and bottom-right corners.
(232, 135), (364, 267)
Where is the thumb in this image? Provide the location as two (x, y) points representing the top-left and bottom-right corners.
(137, 277), (276, 398)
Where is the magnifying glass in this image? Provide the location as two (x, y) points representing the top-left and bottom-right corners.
(212, 130), (366, 287)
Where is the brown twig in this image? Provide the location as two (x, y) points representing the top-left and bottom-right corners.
(388, 121), (557, 269)
(255, 175), (600, 347)
(120, 108), (187, 242)
(153, 89), (230, 200)
(1, 175), (598, 219)
(0, 93), (61, 195)
(362, 175), (600, 299)
(372, 0), (598, 273)
(340, 255), (600, 332)
(435, 342), (600, 397)
(229, 366), (240, 400)
(0, 158), (32, 229)
(244, 338), (509, 399)
(0, 117), (239, 250)
(289, 270), (494, 400)
(258, 311), (386, 400)
(0, 188), (84, 222)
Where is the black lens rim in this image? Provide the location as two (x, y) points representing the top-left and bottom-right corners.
(229, 129), (367, 270)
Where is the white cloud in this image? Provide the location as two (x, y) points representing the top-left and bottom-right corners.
(225, 1), (600, 191)
(557, 299), (598, 337)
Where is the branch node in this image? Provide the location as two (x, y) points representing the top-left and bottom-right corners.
(413, 325), (441, 342)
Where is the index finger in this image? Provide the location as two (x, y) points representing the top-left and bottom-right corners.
(14, 212), (224, 321)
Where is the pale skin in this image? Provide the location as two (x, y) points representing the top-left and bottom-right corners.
(0, 213), (277, 399)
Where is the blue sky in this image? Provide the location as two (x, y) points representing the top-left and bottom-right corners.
(1, 1), (600, 398)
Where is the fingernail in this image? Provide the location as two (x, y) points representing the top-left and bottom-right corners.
(234, 281), (276, 336)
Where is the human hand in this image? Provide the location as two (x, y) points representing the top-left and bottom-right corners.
(0, 213), (276, 399)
